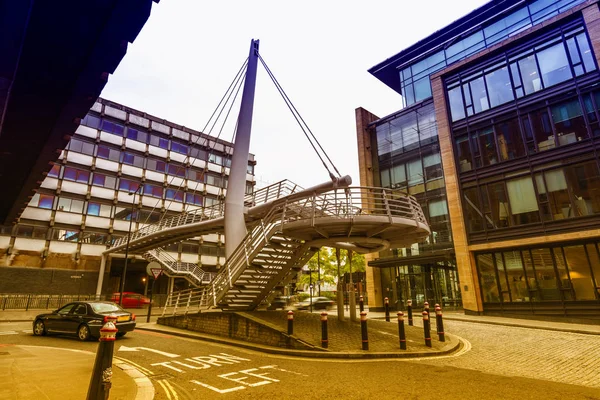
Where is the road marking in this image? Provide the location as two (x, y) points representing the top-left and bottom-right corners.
(157, 380), (173, 400)
(114, 356), (154, 376)
(0, 331), (18, 335)
(118, 346), (179, 358)
(162, 379), (179, 400)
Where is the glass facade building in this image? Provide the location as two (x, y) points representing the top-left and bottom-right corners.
(358, 0), (600, 319)
(0, 98), (256, 295)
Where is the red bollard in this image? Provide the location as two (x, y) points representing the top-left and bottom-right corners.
(87, 315), (118, 400)
(321, 312), (328, 348)
(422, 310), (431, 348)
(397, 311), (406, 350)
(360, 311), (369, 350)
(435, 305), (445, 342)
(384, 297), (390, 322)
(407, 299), (413, 326)
(287, 310), (294, 335)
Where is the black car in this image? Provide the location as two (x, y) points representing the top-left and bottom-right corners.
(33, 301), (136, 341)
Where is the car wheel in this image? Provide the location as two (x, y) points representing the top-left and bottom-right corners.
(77, 324), (91, 341)
(116, 332), (126, 338)
(33, 319), (47, 336)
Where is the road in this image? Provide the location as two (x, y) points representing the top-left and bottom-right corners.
(1, 321), (599, 399)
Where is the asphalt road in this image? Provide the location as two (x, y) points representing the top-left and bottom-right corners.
(1, 321), (599, 399)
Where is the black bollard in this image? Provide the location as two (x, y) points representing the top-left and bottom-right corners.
(407, 299), (413, 326)
(397, 311), (406, 350)
(359, 295), (364, 312)
(422, 311), (431, 348)
(287, 310), (294, 335)
(424, 301), (430, 317)
(87, 315), (118, 400)
(384, 297), (390, 322)
(321, 312), (328, 348)
(435, 305), (445, 342)
(360, 311), (369, 350)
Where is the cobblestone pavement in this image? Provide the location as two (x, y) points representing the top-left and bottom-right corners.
(416, 319), (600, 389)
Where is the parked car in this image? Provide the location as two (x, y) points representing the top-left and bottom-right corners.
(267, 296), (292, 310)
(295, 296), (334, 310)
(110, 292), (150, 308)
(32, 301), (136, 341)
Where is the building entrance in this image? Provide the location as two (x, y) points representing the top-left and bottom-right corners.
(393, 262), (461, 310)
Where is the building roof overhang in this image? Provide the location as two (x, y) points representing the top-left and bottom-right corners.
(0, 0), (157, 224)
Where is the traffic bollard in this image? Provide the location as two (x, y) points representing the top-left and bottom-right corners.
(384, 297), (390, 322)
(422, 311), (431, 348)
(360, 311), (369, 350)
(424, 301), (430, 317)
(87, 314), (118, 400)
(407, 299), (413, 326)
(359, 295), (364, 312)
(435, 305), (445, 342)
(397, 311), (406, 350)
(321, 312), (328, 348)
(287, 310), (294, 335)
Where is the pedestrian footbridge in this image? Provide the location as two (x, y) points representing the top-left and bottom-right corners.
(104, 176), (430, 312)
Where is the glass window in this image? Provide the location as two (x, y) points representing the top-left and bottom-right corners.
(551, 99), (588, 143)
(445, 30), (485, 64)
(531, 248), (560, 301)
(585, 243), (600, 295)
(166, 189), (184, 202)
(474, 127), (497, 166)
(563, 245), (596, 300)
(168, 164), (186, 177)
(413, 77), (431, 103)
(506, 176), (540, 225)
(518, 54), (542, 95)
(97, 145), (120, 161)
(390, 164), (406, 189)
(495, 117), (525, 161)
(147, 159), (166, 173)
(68, 139), (95, 155)
(495, 253), (510, 302)
(423, 153), (442, 181)
(484, 7), (530, 45)
(468, 76), (489, 114)
(87, 202), (111, 217)
(537, 43), (572, 88)
(576, 33), (596, 73)
(63, 167), (89, 183)
(171, 142), (188, 155)
(81, 114), (101, 129)
(564, 161), (600, 217)
(464, 187), (485, 232)
(149, 135), (169, 149)
(485, 66), (514, 108)
(48, 165), (60, 177)
(553, 247), (573, 300)
(143, 184), (163, 198)
(536, 168), (570, 220)
(127, 127), (147, 143)
(448, 86), (465, 122)
(529, 108), (555, 152)
(57, 197), (84, 213)
(503, 251), (530, 302)
(455, 136), (473, 172)
(119, 179), (140, 193)
(403, 83), (415, 106)
(380, 169), (390, 188)
(185, 193), (203, 206)
(92, 173), (116, 189)
(478, 254), (500, 302)
(209, 153), (223, 165)
(33, 194), (54, 209)
(487, 182), (510, 228)
(101, 119), (125, 136)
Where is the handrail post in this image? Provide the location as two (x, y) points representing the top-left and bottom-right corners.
(381, 189), (393, 224)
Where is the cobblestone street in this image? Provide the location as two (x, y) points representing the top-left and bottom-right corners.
(418, 320), (600, 389)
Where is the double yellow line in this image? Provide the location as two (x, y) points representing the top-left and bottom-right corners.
(115, 356), (179, 399)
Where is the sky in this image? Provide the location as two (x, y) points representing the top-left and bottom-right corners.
(102, 0), (488, 189)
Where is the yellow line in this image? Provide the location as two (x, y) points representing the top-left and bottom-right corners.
(157, 380), (172, 400)
(163, 379), (180, 400)
(114, 356), (154, 376)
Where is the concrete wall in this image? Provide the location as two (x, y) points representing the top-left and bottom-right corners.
(158, 312), (315, 350)
(0, 265), (109, 295)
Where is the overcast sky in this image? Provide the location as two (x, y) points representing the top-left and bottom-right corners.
(102, 0), (488, 189)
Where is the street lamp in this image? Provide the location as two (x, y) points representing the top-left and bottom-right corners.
(119, 184), (143, 307)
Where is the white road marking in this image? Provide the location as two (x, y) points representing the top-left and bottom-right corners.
(114, 356), (154, 376)
(118, 345), (180, 358)
(0, 331), (18, 335)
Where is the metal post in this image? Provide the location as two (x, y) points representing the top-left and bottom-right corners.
(349, 250), (357, 322)
(360, 311), (368, 350)
(95, 255), (107, 297)
(317, 250), (321, 297)
(146, 278), (156, 323)
(287, 311), (294, 335)
(87, 315), (118, 400)
(384, 297), (390, 322)
(424, 301), (430, 317)
(407, 299), (413, 326)
(225, 39), (260, 259)
(359, 295), (364, 312)
(435, 304), (445, 342)
(423, 311), (431, 348)
(397, 311), (406, 350)
(321, 312), (328, 348)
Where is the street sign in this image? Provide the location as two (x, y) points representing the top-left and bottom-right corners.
(146, 261), (161, 276)
(150, 268), (162, 280)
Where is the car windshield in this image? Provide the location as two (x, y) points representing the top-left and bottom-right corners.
(90, 303), (123, 313)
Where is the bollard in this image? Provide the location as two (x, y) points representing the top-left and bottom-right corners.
(359, 295), (364, 312)
(424, 301), (430, 317)
(435, 305), (445, 342)
(360, 311), (369, 350)
(287, 311), (294, 335)
(321, 312), (328, 349)
(407, 299), (413, 326)
(422, 311), (431, 348)
(87, 314), (118, 400)
(384, 297), (390, 322)
(397, 312), (406, 350)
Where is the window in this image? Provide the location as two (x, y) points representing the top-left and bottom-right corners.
(166, 189), (184, 202)
(171, 142), (188, 155)
(92, 173), (116, 189)
(119, 179), (140, 193)
(81, 114), (101, 129)
(206, 174), (223, 188)
(30, 194), (54, 209)
(97, 145), (120, 162)
(209, 153), (222, 165)
(185, 193), (203, 206)
(143, 183), (163, 198)
(474, 127), (497, 166)
(15, 225), (47, 239)
(448, 85), (465, 121)
(122, 152), (144, 168)
(187, 169), (204, 182)
(63, 167), (89, 183)
(455, 135), (473, 172)
(147, 159), (166, 173)
(48, 164), (60, 178)
(126, 127), (147, 143)
(495, 117), (525, 161)
(464, 187), (485, 232)
(380, 169), (390, 188)
(468, 76), (489, 114)
(247, 164), (254, 174)
(87, 202), (112, 217)
(551, 99), (588, 144)
(68, 139), (95, 155)
(478, 254), (500, 303)
(506, 176), (540, 225)
(101, 119), (125, 136)
(52, 229), (80, 242)
(189, 147), (207, 160)
(485, 66), (514, 108)
(537, 42), (572, 88)
(168, 164), (186, 177)
(149, 135), (169, 149)
(57, 197), (84, 213)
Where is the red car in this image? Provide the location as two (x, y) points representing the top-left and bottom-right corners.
(110, 292), (150, 308)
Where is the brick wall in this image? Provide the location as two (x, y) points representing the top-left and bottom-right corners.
(158, 312), (315, 350)
(0, 265), (110, 294)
